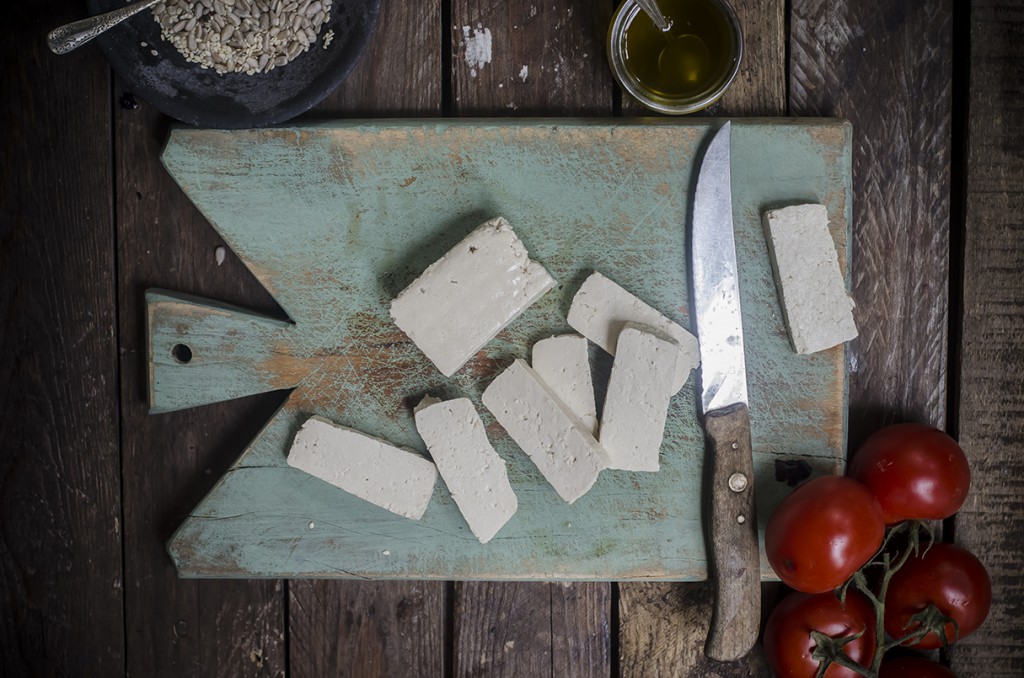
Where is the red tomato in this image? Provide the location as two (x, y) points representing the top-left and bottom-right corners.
(763, 591), (876, 678)
(766, 476), (885, 593)
(885, 543), (992, 649)
(848, 423), (970, 524)
(879, 657), (957, 677)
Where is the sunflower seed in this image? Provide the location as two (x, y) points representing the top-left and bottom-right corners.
(149, 0), (333, 74)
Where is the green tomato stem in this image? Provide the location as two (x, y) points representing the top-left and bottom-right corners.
(819, 520), (935, 678)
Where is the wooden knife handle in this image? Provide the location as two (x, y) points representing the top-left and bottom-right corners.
(703, 402), (760, 661)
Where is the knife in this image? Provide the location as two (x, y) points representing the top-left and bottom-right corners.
(691, 121), (760, 661)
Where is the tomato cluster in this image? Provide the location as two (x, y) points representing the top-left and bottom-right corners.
(762, 424), (991, 677)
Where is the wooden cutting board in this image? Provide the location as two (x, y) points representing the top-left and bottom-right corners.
(155, 118), (852, 579)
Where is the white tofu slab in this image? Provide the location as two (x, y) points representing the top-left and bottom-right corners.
(599, 323), (681, 472)
(566, 271), (699, 393)
(390, 216), (556, 377)
(531, 334), (598, 435)
(288, 416), (437, 520)
(414, 397), (518, 543)
(762, 204), (858, 354)
(482, 359), (610, 504)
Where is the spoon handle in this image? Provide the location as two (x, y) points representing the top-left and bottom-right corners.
(48, 0), (162, 55)
(634, 0), (670, 30)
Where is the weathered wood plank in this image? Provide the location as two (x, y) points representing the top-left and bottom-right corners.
(620, 582), (775, 677)
(290, 580), (445, 677)
(454, 582), (610, 677)
(314, 0), (442, 116)
(454, 582), (554, 677)
(951, 1), (1024, 674)
(551, 582), (613, 677)
(723, 0), (786, 116)
(790, 0), (953, 440)
(617, 1), (785, 674)
(116, 84), (287, 676)
(452, 0), (614, 115)
(450, 1), (614, 676)
(0, 1), (124, 675)
(288, 2), (448, 676)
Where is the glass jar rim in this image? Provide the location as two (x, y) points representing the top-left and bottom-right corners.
(607, 0), (744, 115)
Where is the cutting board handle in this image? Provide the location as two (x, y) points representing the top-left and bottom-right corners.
(147, 290), (301, 413)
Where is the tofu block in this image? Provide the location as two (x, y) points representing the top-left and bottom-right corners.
(482, 359), (610, 504)
(390, 217), (556, 376)
(288, 416), (437, 520)
(599, 323), (681, 471)
(531, 334), (598, 435)
(762, 204), (858, 354)
(566, 271), (699, 393)
(414, 397), (518, 543)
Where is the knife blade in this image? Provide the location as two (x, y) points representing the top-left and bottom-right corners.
(691, 121), (760, 661)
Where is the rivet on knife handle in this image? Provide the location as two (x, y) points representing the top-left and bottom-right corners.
(704, 402), (760, 661)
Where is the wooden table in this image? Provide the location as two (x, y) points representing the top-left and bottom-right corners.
(2, 0), (1022, 675)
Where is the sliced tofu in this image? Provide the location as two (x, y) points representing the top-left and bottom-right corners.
(288, 416), (437, 520)
(599, 323), (681, 472)
(531, 334), (598, 435)
(482, 359), (610, 504)
(566, 271), (699, 393)
(414, 397), (518, 543)
(390, 216), (556, 376)
(762, 204), (858, 354)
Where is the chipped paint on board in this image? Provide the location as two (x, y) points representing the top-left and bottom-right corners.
(461, 24), (492, 77)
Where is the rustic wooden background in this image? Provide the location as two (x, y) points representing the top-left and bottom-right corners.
(2, 0), (1022, 676)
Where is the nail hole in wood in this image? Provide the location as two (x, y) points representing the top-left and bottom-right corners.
(172, 343), (193, 364)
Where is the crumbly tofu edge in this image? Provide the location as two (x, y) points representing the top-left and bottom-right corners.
(599, 322), (681, 472)
(413, 396), (518, 544)
(531, 333), (599, 435)
(482, 359), (610, 504)
(389, 216), (557, 376)
(566, 270), (699, 393)
(287, 415), (437, 521)
(762, 204), (858, 354)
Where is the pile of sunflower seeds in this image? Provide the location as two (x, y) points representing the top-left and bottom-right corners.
(150, 0), (333, 75)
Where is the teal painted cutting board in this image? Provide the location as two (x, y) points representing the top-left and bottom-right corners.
(156, 118), (852, 579)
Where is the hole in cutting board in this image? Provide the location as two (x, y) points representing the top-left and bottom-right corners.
(172, 344), (193, 364)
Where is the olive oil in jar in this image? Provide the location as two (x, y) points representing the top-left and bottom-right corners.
(622, 0), (737, 100)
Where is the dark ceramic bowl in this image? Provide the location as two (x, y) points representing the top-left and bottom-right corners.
(87, 0), (381, 128)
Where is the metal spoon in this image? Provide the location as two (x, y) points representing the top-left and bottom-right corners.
(48, 0), (162, 55)
(634, 0), (670, 31)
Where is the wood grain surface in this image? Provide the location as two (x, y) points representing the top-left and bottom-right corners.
(453, 0), (614, 116)
(289, 580), (445, 677)
(454, 582), (611, 677)
(5, 0), (1021, 676)
(289, 3), (448, 677)
(951, 1), (1024, 674)
(449, 2), (614, 675)
(790, 0), (953, 440)
(115, 85), (288, 676)
(1, 1), (123, 676)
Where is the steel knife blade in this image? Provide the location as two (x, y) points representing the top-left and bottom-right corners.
(691, 121), (760, 661)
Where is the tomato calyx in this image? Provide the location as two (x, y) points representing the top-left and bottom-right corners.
(899, 603), (961, 651)
(808, 628), (871, 678)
